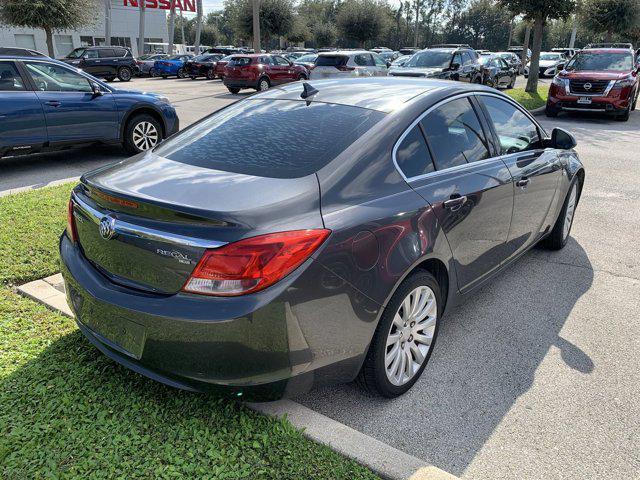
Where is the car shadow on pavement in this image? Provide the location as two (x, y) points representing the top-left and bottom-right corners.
(296, 238), (594, 476)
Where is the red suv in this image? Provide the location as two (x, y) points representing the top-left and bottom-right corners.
(223, 54), (308, 94)
(546, 43), (639, 121)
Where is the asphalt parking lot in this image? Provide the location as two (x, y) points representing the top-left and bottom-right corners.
(2, 76), (638, 479)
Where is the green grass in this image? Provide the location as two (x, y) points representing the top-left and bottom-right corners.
(505, 85), (549, 111)
(0, 184), (379, 479)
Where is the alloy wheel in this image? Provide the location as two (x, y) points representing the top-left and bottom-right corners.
(385, 286), (437, 386)
(259, 79), (269, 91)
(132, 121), (159, 151)
(177, 68), (185, 79)
(563, 183), (577, 240)
(119, 68), (131, 81)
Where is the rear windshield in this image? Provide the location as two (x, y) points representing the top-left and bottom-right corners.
(405, 51), (452, 68)
(566, 52), (633, 72)
(316, 55), (348, 67)
(228, 57), (253, 66)
(154, 99), (385, 178)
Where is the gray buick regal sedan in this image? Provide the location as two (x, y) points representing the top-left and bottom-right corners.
(60, 77), (584, 400)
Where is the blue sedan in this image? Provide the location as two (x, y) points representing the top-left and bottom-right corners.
(154, 54), (193, 79)
(0, 55), (179, 157)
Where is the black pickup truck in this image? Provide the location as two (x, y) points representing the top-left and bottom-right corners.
(60, 46), (139, 82)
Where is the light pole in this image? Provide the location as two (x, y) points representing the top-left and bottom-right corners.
(168, 0), (176, 55)
(138, 0), (146, 56)
(194, 0), (203, 54)
(252, 0), (261, 53)
(104, 0), (112, 46)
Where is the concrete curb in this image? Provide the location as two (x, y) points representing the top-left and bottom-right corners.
(0, 176), (80, 198)
(17, 276), (459, 480)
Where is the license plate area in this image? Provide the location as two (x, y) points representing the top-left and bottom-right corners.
(81, 314), (147, 360)
(577, 97), (592, 104)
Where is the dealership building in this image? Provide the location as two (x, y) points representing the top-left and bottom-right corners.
(0, 0), (170, 57)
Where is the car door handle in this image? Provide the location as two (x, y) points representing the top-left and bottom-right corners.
(45, 101), (61, 107)
(444, 195), (467, 211)
(516, 177), (530, 188)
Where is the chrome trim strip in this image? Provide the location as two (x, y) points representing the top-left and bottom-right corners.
(72, 193), (226, 249)
(392, 91), (542, 184)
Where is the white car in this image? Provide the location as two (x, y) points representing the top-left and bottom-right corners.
(524, 52), (566, 77)
(310, 50), (388, 79)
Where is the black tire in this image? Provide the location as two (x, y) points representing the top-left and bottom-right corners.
(616, 105), (631, 121)
(161, 75), (167, 79)
(104, 76), (116, 82)
(227, 87), (240, 94)
(177, 68), (186, 79)
(123, 114), (163, 155)
(539, 176), (581, 250)
(190, 75), (197, 80)
(506, 76), (515, 89)
(117, 66), (132, 82)
(545, 104), (559, 117)
(257, 77), (270, 91)
(149, 67), (157, 77)
(206, 69), (216, 80)
(632, 88), (638, 111)
(297, 73), (307, 81)
(484, 75), (496, 88)
(357, 270), (442, 398)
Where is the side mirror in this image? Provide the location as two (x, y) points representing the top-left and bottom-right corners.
(90, 82), (103, 96)
(551, 127), (576, 150)
(450, 62), (460, 70)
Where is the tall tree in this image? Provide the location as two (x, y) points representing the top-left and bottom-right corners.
(578, 0), (640, 42)
(0, 0), (98, 57)
(500, 0), (575, 93)
(194, 0), (203, 53)
(336, 0), (387, 48)
(231, 0), (295, 48)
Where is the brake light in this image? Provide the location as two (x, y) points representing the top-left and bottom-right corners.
(337, 65), (356, 71)
(183, 229), (331, 296)
(67, 199), (78, 243)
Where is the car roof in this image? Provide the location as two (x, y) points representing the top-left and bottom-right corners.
(0, 55), (68, 65)
(248, 77), (482, 113)
(317, 50), (371, 56)
(580, 48), (633, 54)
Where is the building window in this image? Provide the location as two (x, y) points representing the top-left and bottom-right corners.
(94, 37), (106, 46)
(137, 38), (165, 53)
(80, 36), (94, 46)
(110, 37), (132, 48)
(14, 34), (36, 50)
(54, 35), (74, 57)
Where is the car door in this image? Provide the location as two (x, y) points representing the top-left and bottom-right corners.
(0, 60), (47, 155)
(23, 61), (118, 144)
(496, 58), (512, 85)
(477, 94), (562, 256)
(272, 55), (293, 83)
(97, 49), (118, 77)
(404, 95), (514, 292)
(371, 52), (388, 76)
(459, 51), (476, 82)
(78, 49), (100, 75)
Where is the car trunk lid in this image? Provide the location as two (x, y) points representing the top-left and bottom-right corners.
(72, 152), (323, 294)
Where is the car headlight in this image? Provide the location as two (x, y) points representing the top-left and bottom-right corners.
(552, 76), (568, 88)
(155, 95), (172, 106)
(614, 76), (635, 88)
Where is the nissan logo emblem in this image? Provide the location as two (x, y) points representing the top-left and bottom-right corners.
(583, 82), (592, 91)
(99, 216), (117, 240)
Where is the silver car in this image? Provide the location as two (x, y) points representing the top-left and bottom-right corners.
(136, 53), (168, 77)
(310, 50), (388, 79)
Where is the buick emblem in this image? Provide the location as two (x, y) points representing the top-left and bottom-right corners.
(583, 82), (592, 91)
(99, 216), (117, 240)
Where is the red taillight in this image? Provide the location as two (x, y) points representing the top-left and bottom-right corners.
(67, 199), (78, 243)
(337, 65), (355, 71)
(183, 229), (331, 296)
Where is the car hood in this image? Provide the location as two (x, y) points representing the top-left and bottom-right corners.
(539, 59), (562, 67)
(388, 66), (443, 77)
(557, 70), (630, 81)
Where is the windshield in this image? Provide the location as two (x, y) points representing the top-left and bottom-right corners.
(316, 55), (348, 67)
(66, 48), (86, 59)
(566, 52), (633, 72)
(540, 54), (562, 61)
(479, 55), (493, 65)
(154, 99), (385, 179)
(167, 55), (184, 60)
(405, 51), (452, 68)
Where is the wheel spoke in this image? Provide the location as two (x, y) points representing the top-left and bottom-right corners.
(386, 331), (401, 347)
(409, 342), (425, 364)
(413, 331), (433, 346)
(386, 343), (400, 368)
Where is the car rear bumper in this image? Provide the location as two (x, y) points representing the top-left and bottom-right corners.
(223, 78), (258, 89)
(59, 233), (377, 399)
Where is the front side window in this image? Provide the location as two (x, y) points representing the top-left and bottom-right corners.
(372, 53), (387, 67)
(462, 51), (474, 65)
(0, 63), (26, 91)
(354, 54), (374, 66)
(421, 98), (490, 170)
(66, 48), (86, 59)
(25, 62), (92, 93)
(274, 56), (290, 66)
(154, 100), (385, 179)
(395, 125), (435, 178)
(229, 57), (252, 66)
(481, 96), (541, 154)
(85, 50), (99, 59)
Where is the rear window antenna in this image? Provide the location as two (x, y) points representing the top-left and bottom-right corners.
(300, 82), (319, 104)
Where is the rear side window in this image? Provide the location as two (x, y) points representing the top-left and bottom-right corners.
(481, 96), (541, 154)
(354, 54), (374, 66)
(316, 55), (348, 67)
(395, 125), (435, 178)
(462, 51), (474, 65)
(421, 98), (490, 170)
(98, 49), (116, 58)
(155, 100), (385, 178)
